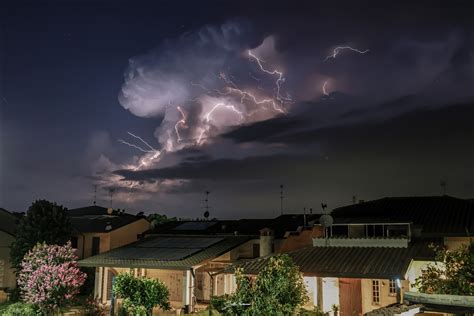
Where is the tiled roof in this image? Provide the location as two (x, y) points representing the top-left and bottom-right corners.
(0, 208), (18, 236)
(228, 241), (435, 279)
(68, 205), (147, 233)
(331, 196), (474, 237)
(365, 304), (422, 316)
(78, 234), (252, 270)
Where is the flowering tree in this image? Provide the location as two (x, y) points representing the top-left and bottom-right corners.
(17, 242), (87, 313)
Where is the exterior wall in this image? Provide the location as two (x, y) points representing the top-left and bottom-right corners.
(360, 279), (409, 314)
(146, 269), (184, 304)
(280, 226), (324, 252)
(73, 218), (150, 259)
(304, 276), (318, 309)
(109, 219), (150, 250)
(0, 232), (16, 302)
(443, 236), (471, 250)
(322, 277), (339, 313)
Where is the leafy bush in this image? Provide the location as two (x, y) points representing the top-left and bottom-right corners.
(1, 302), (41, 316)
(221, 254), (308, 315)
(83, 295), (107, 316)
(415, 242), (474, 295)
(113, 272), (170, 316)
(210, 294), (230, 313)
(17, 242), (87, 313)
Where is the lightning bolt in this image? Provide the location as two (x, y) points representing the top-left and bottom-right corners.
(325, 46), (369, 61)
(322, 80), (330, 96)
(248, 50), (290, 111)
(174, 106), (187, 142)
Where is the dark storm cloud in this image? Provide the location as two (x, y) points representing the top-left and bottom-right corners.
(115, 154), (304, 181)
(116, 103), (474, 182)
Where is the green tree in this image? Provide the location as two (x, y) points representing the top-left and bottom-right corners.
(216, 254), (308, 315)
(415, 242), (474, 295)
(10, 200), (72, 273)
(148, 213), (176, 229)
(113, 273), (170, 316)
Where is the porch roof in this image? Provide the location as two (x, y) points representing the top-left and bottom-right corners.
(225, 241), (435, 279)
(78, 234), (253, 270)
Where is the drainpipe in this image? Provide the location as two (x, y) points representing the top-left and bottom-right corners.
(396, 278), (402, 304)
(208, 271), (214, 316)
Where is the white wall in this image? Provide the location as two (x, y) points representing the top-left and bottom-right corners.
(322, 277), (339, 312)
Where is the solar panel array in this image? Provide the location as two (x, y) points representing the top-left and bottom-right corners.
(106, 236), (225, 261)
(138, 237), (223, 249)
(173, 221), (218, 231)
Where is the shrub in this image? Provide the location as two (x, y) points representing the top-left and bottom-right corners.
(17, 242), (87, 313)
(1, 302), (41, 316)
(113, 273), (170, 316)
(415, 242), (474, 295)
(221, 254), (308, 315)
(83, 295), (107, 316)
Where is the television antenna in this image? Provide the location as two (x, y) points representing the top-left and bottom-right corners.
(279, 185), (284, 215)
(204, 191), (210, 220)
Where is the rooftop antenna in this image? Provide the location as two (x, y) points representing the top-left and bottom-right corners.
(303, 207), (307, 227)
(93, 185), (97, 205)
(204, 191), (210, 220)
(321, 202), (328, 213)
(440, 179), (447, 196)
(108, 188), (115, 208)
(280, 184), (284, 215)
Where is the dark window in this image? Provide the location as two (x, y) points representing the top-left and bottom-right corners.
(92, 237), (100, 256)
(389, 279), (397, 295)
(71, 236), (78, 249)
(252, 244), (260, 257)
(372, 280), (380, 304)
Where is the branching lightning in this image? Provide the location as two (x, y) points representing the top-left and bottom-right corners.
(248, 50), (290, 109)
(325, 46), (369, 61)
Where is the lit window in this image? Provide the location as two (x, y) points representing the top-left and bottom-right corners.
(372, 280), (380, 304)
(389, 279), (397, 295)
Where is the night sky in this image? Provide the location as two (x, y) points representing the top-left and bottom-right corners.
(1, 0), (473, 218)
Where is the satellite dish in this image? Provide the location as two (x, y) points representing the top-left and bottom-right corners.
(204, 211), (210, 219)
(107, 208), (113, 215)
(319, 214), (334, 228)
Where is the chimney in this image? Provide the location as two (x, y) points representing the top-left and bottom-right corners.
(259, 228), (274, 257)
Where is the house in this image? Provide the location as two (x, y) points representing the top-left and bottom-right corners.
(79, 234), (255, 312)
(226, 196), (473, 316)
(68, 205), (150, 259)
(0, 208), (19, 302)
(78, 214), (320, 313)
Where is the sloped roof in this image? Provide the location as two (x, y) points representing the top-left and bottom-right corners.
(0, 208), (19, 236)
(78, 234), (252, 270)
(331, 196), (474, 237)
(149, 214), (320, 238)
(228, 241), (435, 279)
(365, 303), (422, 316)
(68, 205), (147, 233)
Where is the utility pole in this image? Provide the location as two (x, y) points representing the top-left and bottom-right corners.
(440, 180), (447, 196)
(280, 185), (284, 215)
(93, 185), (97, 205)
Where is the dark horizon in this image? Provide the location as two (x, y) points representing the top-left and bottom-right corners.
(1, 0), (473, 218)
